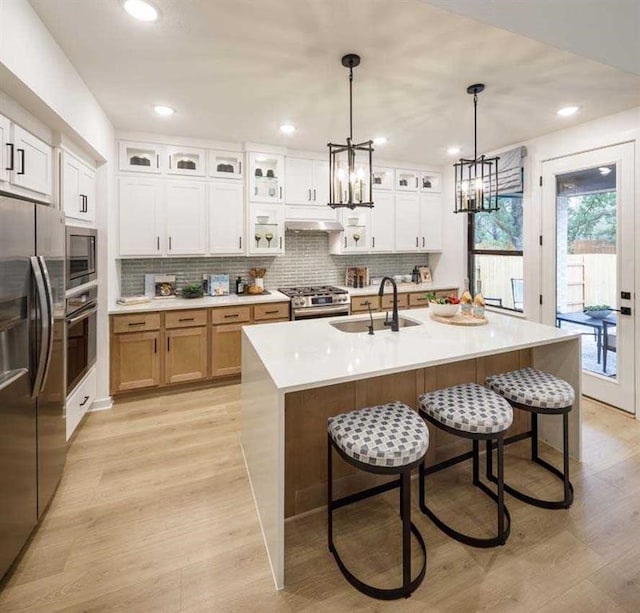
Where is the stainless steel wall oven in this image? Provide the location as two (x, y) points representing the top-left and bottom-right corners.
(65, 283), (97, 394)
(66, 226), (97, 290)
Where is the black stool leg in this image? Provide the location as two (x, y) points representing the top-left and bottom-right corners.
(497, 436), (505, 545)
(327, 434), (333, 553)
(472, 440), (479, 486)
(531, 412), (539, 462)
(401, 469), (411, 598)
(563, 411), (571, 507)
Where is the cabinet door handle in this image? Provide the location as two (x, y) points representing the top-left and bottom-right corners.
(128, 321), (145, 326)
(422, 237), (425, 248)
(239, 236), (242, 249)
(415, 177), (418, 188)
(344, 236), (347, 248)
(83, 195), (88, 212)
(179, 317), (195, 322)
(17, 148), (25, 175)
(168, 156), (171, 169)
(313, 188), (316, 201)
(264, 310), (279, 314)
(238, 161), (242, 175)
(279, 186), (282, 199)
(156, 154), (159, 168)
(79, 194), (84, 212)
(415, 237), (419, 248)
(6, 143), (14, 170)
(308, 189), (311, 201)
(157, 236), (160, 251)
(154, 338), (157, 353)
(372, 236), (375, 248)
(169, 236), (172, 250)
(167, 337), (170, 351)
(279, 236), (283, 249)
(224, 313), (239, 319)
(79, 395), (90, 407)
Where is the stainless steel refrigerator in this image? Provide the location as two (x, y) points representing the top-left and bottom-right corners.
(0, 194), (66, 579)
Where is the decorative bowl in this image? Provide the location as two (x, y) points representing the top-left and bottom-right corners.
(429, 302), (459, 317)
(584, 309), (610, 319)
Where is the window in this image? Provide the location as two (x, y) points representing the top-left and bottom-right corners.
(468, 196), (524, 312)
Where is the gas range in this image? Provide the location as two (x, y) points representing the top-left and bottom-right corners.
(277, 285), (350, 320)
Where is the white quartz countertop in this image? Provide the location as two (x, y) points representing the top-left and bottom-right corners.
(109, 291), (290, 315)
(343, 282), (459, 297)
(243, 309), (581, 393)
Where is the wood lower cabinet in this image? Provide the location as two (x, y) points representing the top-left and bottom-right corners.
(111, 331), (161, 393)
(165, 327), (208, 384)
(211, 324), (243, 377)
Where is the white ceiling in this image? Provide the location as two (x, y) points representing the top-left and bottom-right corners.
(29, 0), (640, 166)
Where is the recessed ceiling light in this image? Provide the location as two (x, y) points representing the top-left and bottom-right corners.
(447, 146), (461, 155)
(373, 136), (387, 145)
(279, 124), (295, 135)
(123, 0), (158, 22)
(599, 166), (612, 175)
(154, 105), (174, 117)
(557, 106), (579, 117)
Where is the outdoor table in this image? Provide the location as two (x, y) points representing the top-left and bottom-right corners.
(556, 311), (617, 372)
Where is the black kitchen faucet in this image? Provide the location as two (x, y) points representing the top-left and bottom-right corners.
(378, 276), (399, 332)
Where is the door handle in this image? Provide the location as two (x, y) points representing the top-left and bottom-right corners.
(30, 257), (51, 397)
(313, 188), (316, 201)
(79, 395), (90, 407)
(238, 161), (242, 175)
(308, 189), (311, 201)
(422, 237), (425, 248)
(6, 143), (14, 170)
(415, 237), (419, 248)
(169, 236), (172, 250)
(279, 236), (282, 249)
(279, 186), (283, 199)
(239, 236), (242, 249)
(17, 148), (25, 175)
(167, 337), (171, 351)
(157, 236), (160, 251)
(372, 237), (375, 248)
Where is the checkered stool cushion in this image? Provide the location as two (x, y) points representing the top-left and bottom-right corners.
(418, 383), (513, 435)
(486, 367), (575, 409)
(328, 401), (429, 468)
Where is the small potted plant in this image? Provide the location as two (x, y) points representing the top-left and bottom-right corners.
(426, 293), (460, 317)
(181, 282), (205, 299)
(583, 304), (611, 319)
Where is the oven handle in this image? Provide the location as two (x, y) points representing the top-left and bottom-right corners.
(294, 305), (350, 318)
(66, 305), (98, 325)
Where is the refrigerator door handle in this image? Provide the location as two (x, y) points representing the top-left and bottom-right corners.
(0, 368), (29, 393)
(38, 256), (55, 394)
(30, 256), (52, 397)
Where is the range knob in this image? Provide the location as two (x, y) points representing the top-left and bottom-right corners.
(293, 296), (305, 308)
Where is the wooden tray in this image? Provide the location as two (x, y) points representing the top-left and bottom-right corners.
(430, 312), (488, 326)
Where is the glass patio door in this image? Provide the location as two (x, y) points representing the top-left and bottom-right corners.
(541, 143), (635, 414)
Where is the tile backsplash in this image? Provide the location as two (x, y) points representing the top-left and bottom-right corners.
(119, 231), (430, 296)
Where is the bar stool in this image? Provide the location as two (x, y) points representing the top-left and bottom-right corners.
(327, 401), (429, 600)
(418, 383), (512, 548)
(485, 367), (575, 509)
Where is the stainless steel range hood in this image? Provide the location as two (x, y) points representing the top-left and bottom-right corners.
(285, 220), (344, 232)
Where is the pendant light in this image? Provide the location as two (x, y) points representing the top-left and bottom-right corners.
(328, 54), (374, 209)
(454, 84), (500, 214)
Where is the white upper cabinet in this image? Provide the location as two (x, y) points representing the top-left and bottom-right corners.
(167, 146), (206, 176)
(369, 191), (395, 251)
(420, 194), (443, 251)
(372, 167), (394, 190)
(249, 152), (284, 203)
(395, 169), (420, 192)
(119, 177), (165, 256)
(62, 151), (96, 225)
(285, 157), (329, 205)
(119, 141), (163, 173)
(0, 114), (10, 184)
(209, 150), (243, 180)
(208, 180), (244, 254)
(340, 209), (370, 252)
(165, 181), (207, 255)
(11, 124), (52, 196)
(394, 192), (421, 251)
(420, 171), (442, 193)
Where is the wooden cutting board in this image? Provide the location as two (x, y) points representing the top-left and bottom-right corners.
(430, 312), (488, 326)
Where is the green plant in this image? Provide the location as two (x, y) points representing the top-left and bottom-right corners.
(426, 293), (460, 305)
(584, 304), (610, 312)
(181, 283), (205, 299)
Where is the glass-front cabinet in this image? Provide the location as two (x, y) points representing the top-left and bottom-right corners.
(395, 169), (420, 192)
(340, 210), (370, 252)
(167, 146), (206, 176)
(248, 204), (284, 255)
(372, 167), (395, 190)
(209, 150), (243, 180)
(249, 152), (285, 203)
(420, 171), (442, 193)
(119, 141), (163, 173)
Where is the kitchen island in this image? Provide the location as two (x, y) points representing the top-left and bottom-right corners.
(241, 309), (582, 589)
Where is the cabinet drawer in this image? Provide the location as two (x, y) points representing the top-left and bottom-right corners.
(211, 305), (252, 325)
(408, 293), (430, 307)
(381, 294), (408, 310)
(66, 367), (96, 441)
(112, 312), (160, 333)
(165, 309), (208, 329)
(351, 296), (380, 312)
(253, 302), (290, 321)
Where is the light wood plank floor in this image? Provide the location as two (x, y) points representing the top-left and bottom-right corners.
(1, 388), (639, 612)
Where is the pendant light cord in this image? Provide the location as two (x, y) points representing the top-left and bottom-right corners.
(348, 64), (354, 141)
(473, 92), (478, 161)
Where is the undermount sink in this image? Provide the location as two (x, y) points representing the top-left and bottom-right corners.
(331, 316), (422, 333)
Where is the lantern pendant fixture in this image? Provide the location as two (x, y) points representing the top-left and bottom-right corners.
(454, 84), (500, 214)
(328, 54), (374, 210)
